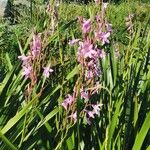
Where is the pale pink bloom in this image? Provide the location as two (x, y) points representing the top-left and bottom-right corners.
(18, 55), (30, 61)
(102, 3), (109, 9)
(61, 100), (68, 110)
(95, 31), (110, 45)
(22, 66), (32, 79)
(87, 111), (95, 118)
(97, 49), (106, 58)
(86, 64), (100, 79)
(85, 70), (94, 79)
(84, 109), (95, 125)
(84, 49), (97, 59)
(43, 66), (53, 78)
(96, 15), (102, 23)
(82, 19), (91, 34)
(65, 94), (74, 105)
(70, 111), (77, 123)
(84, 103), (103, 125)
(80, 88), (89, 101)
(93, 65), (101, 76)
(78, 40), (96, 59)
(31, 33), (42, 58)
(100, 32), (110, 44)
(106, 23), (112, 33)
(85, 109), (95, 118)
(18, 55), (31, 65)
(31, 49), (40, 59)
(87, 60), (95, 67)
(92, 103), (103, 116)
(62, 94), (74, 110)
(68, 39), (80, 46)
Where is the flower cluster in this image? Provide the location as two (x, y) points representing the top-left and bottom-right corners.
(43, 66), (53, 78)
(62, 12), (112, 124)
(30, 33), (42, 59)
(84, 103), (103, 125)
(18, 3), (59, 100)
(18, 32), (53, 99)
(18, 55), (32, 80)
(95, 15), (112, 45)
(18, 33), (42, 81)
(62, 94), (74, 110)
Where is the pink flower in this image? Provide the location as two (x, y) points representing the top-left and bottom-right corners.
(96, 15), (101, 23)
(85, 109), (95, 118)
(68, 39), (80, 46)
(87, 111), (95, 118)
(106, 23), (112, 33)
(84, 103), (103, 125)
(31, 33), (42, 58)
(85, 70), (94, 79)
(22, 66), (32, 79)
(62, 94), (74, 110)
(61, 101), (68, 110)
(80, 88), (89, 101)
(92, 103), (103, 116)
(82, 19), (91, 34)
(43, 66), (53, 78)
(87, 60), (94, 67)
(18, 55), (31, 65)
(93, 65), (101, 76)
(84, 110), (95, 125)
(69, 111), (77, 123)
(95, 31), (110, 45)
(102, 3), (109, 9)
(77, 40), (96, 60)
(97, 49), (106, 58)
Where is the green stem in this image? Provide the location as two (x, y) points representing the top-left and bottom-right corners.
(18, 113), (28, 148)
(0, 131), (18, 150)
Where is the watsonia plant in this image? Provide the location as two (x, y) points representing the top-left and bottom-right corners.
(0, 1), (150, 150)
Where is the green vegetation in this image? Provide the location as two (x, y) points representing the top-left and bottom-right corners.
(0, 1), (150, 149)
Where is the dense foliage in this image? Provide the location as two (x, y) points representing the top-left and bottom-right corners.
(0, 1), (150, 150)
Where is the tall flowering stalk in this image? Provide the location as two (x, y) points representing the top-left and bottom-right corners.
(17, 1), (61, 101)
(18, 2), (59, 101)
(46, 1), (58, 35)
(125, 14), (135, 36)
(62, 8), (112, 125)
(18, 32), (53, 100)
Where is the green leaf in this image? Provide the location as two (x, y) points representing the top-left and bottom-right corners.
(106, 99), (122, 149)
(132, 112), (150, 150)
(36, 108), (52, 133)
(0, 96), (38, 135)
(34, 107), (59, 131)
(66, 65), (79, 80)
